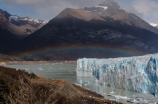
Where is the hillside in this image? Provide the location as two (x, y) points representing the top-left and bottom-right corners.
(0, 12), (20, 53)
(0, 66), (121, 104)
(0, 9), (47, 54)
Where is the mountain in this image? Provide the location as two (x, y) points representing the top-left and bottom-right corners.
(84, 0), (158, 34)
(56, 0), (158, 34)
(0, 9), (47, 38)
(16, 0), (158, 60)
(0, 9), (47, 53)
(0, 12), (20, 53)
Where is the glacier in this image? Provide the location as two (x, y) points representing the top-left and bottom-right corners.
(77, 53), (158, 96)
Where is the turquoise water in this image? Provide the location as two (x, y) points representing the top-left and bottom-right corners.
(4, 63), (142, 104)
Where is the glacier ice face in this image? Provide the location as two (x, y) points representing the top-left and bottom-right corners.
(77, 53), (158, 95)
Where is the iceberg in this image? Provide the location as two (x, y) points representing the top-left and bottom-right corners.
(77, 53), (158, 96)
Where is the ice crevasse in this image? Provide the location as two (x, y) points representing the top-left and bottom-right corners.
(77, 53), (158, 95)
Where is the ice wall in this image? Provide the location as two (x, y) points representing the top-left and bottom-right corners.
(77, 53), (158, 95)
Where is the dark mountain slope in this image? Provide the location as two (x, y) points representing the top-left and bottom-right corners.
(18, 16), (158, 60)
(0, 12), (19, 53)
(23, 17), (158, 49)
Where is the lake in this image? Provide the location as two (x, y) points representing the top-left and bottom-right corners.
(4, 63), (155, 104)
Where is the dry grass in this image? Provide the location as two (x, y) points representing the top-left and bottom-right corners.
(0, 66), (122, 104)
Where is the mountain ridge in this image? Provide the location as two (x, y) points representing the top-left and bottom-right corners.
(0, 9), (47, 38)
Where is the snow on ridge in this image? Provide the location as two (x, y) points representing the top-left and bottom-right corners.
(150, 23), (158, 27)
(43, 21), (48, 24)
(9, 15), (47, 25)
(9, 15), (19, 22)
(21, 18), (47, 25)
(95, 5), (108, 10)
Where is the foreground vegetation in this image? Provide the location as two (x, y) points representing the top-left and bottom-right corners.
(0, 66), (121, 104)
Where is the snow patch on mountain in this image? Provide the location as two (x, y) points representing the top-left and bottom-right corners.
(150, 23), (158, 27)
(9, 15), (19, 21)
(9, 15), (47, 25)
(95, 5), (108, 10)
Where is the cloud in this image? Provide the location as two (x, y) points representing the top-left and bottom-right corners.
(2, 0), (105, 7)
(132, 0), (158, 24)
(116, 0), (144, 18)
(1, 0), (158, 24)
(1, 0), (105, 20)
(2, 0), (45, 5)
(115, 0), (158, 24)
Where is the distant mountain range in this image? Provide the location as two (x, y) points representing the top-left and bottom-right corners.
(1, 0), (158, 61)
(0, 9), (47, 38)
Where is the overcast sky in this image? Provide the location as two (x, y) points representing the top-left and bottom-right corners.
(0, 0), (158, 24)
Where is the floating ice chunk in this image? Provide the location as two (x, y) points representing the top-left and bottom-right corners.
(132, 99), (139, 103)
(38, 67), (44, 71)
(110, 91), (115, 94)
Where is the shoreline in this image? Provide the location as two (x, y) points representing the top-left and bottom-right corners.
(0, 66), (121, 104)
(0, 60), (77, 65)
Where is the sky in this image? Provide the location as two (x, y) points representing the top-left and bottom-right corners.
(0, 0), (158, 24)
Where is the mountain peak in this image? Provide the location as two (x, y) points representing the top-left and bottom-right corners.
(54, 1), (158, 35)
(83, 0), (120, 13)
(55, 8), (105, 21)
(99, 0), (120, 8)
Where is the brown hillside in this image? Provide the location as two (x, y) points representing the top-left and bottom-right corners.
(0, 66), (121, 104)
(55, 8), (105, 21)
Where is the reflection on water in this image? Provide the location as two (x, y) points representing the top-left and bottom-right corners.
(4, 63), (155, 104)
